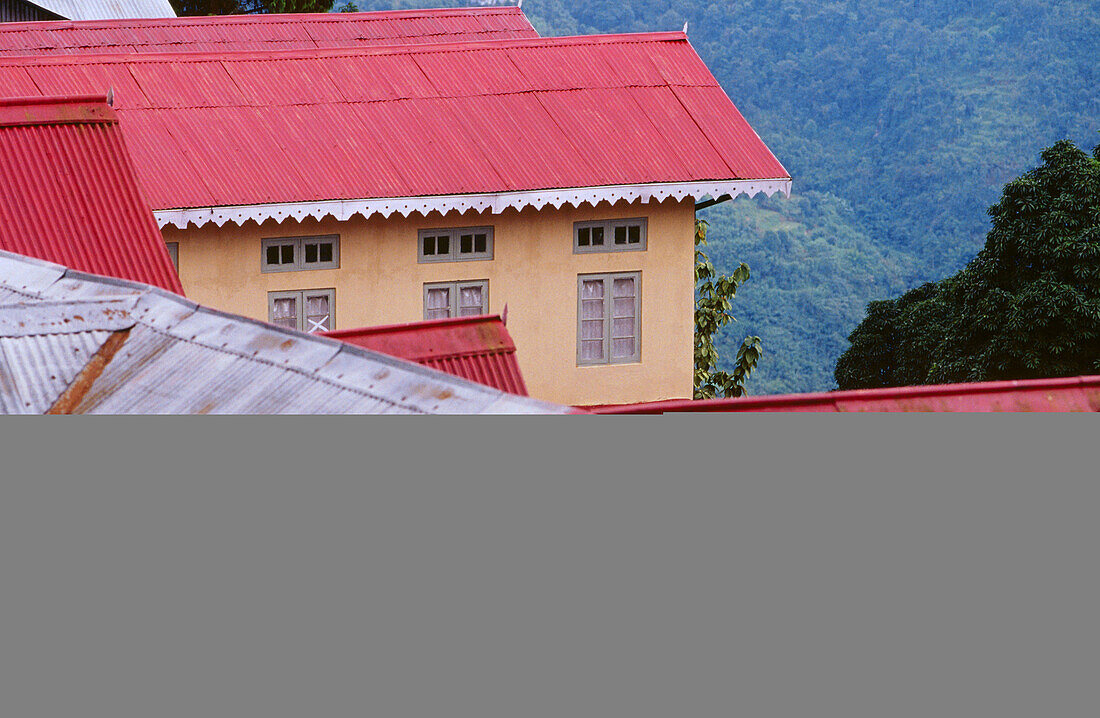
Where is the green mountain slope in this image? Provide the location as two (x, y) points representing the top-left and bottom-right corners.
(350, 0), (1100, 393)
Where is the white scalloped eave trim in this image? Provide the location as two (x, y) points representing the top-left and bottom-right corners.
(153, 180), (792, 229)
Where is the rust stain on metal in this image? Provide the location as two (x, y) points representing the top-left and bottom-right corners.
(47, 328), (131, 414)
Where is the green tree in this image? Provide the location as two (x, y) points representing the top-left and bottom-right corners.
(836, 140), (1100, 389)
(694, 218), (763, 399)
(170, 0), (333, 14)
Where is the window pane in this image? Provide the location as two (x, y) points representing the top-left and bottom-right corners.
(581, 340), (604, 360)
(319, 243), (333, 263)
(612, 337), (636, 359)
(581, 318), (604, 340)
(458, 285), (484, 316)
(266, 246), (280, 265)
(628, 225), (641, 244)
(437, 235), (449, 256)
(460, 234), (473, 254)
(426, 287), (450, 319)
(423, 235), (436, 255)
(591, 226), (604, 245)
(614, 226), (627, 244)
(304, 294), (331, 333)
(612, 297), (635, 318)
(280, 244), (294, 264)
(272, 296), (297, 329)
(305, 243), (318, 263)
(581, 279), (605, 301)
(612, 277), (636, 299)
(474, 233), (487, 253)
(578, 227), (590, 246)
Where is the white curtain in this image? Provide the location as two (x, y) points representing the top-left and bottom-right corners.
(426, 287), (451, 319)
(305, 294), (331, 333)
(611, 277), (636, 359)
(580, 279), (605, 360)
(272, 296), (297, 329)
(458, 285), (484, 316)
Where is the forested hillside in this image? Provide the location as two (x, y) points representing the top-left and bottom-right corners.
(349, 0), (1099, 393)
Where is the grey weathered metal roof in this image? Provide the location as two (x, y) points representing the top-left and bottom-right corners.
(0, 250), (574, 414)
(26, 0), (175, 21)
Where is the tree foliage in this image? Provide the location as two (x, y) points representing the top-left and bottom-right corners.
(836, 140), (1100, 389)
(169, 0), (334, 14)
(694, 219), (762, 399)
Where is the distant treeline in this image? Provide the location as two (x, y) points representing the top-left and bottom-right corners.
(351, 0), (1100, 394)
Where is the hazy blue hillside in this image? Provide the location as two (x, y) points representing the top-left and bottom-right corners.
(348, 0), (1100, 394)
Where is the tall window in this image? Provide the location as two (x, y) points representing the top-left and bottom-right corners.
(419, 227), (493, 262)
(165, 242), (178, 273)
(424, 280), (488, 320)
(574, 218), (647, 253)
(262, 235), (339, 272)
(578, 272), (641, 365)
(268, 289), (335, 333)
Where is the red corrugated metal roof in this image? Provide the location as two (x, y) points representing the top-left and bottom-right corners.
(0, 8), (539, 56)
(586, 376), (1100, 413)
(0, 94), (183, 293)
(323, 314), (529, 396)
(0, 32), (789, 214)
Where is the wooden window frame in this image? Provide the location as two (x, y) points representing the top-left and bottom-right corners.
(423, 280), (489, 320)
(576, 272), (642, 365)
(573, 218), (647, 254)
(261, 235), (340, 273)
(267, 288), (336, 333)
(418, 226), (494, 263)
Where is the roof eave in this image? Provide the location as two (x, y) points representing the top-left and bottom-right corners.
(153, 179), (792, 229)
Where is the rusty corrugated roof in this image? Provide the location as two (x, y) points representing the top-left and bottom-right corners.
(0, 32), (789, 225)
(0, 7), (536, 56)
(587, 378), (1100, 413)
(0, 250), (576, 414)
(0, 94), (183, 293)
(323, 315), (528, 396)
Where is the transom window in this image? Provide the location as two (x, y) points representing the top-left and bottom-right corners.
(419, 226), (493, 262)
(424, 280), (489, 320)
(578, 272), (641, 365)
(262, 235), (339, 272)
(268, 289), (335, 333)
(574, 218), (647, 253)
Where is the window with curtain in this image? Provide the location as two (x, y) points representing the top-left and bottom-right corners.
(423, 280), (488, 320)
(268, 289), (335, 333)
(577, 272), (640, 365)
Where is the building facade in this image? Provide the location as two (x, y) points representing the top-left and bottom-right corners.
(0, 13), (789, 405)
(166, 197), (695, 406)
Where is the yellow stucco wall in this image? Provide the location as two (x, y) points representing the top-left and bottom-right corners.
(163, 198), (695, 406)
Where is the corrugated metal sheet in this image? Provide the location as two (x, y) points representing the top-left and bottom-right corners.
(0, 95), (184, 293)
(587, 378), (1100, 413)
(323, 315), (529, 396)
(0, 32), (789, 212)
(0, 7), (536, 56)
(24, 0), (175, 21)
(0, 250), (574, 414)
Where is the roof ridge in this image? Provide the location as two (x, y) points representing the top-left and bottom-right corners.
(0, 31), (687, 66)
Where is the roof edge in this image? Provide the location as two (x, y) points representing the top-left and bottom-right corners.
(154, 179), (792, 229)
(0, 94), (116, 127)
